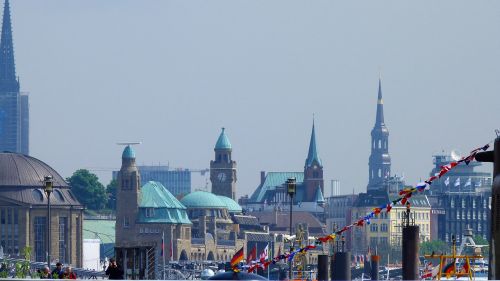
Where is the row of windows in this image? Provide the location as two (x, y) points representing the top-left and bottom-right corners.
(0, 208), (19, 256)
(139, 227), (161, 234)
(448, 210), (488, 220)
(450, 198), (488, 208)
(369, 223), (388, 232)
(396, 212), (430, 220)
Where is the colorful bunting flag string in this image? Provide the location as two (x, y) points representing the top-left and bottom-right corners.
(235, 142), (491, 272)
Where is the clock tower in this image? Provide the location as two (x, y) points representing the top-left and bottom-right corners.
(210, 128), (237, 199)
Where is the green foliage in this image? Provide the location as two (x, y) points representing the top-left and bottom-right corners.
(67, 169), (108, 210)
(0, 263), (8, 278)
(106, 179), (117, 210)
(14, 247), (32, 278)
(420, 240), (449, 256)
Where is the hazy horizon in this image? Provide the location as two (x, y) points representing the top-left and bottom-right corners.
(11, 0), (500, 199)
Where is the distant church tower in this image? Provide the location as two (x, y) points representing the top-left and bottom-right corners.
(115, 145), (141, 245)
(367, 78), (391, 191)
(210, 128), (237, 199)
(0, 0), (28, 155)
(303, 120), (324, 201)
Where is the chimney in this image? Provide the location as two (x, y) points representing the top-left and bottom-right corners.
(260, 171), (266, 185)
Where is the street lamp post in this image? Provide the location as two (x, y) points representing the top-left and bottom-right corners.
(43, 176), (53, 269)
(286, 177), (296, 280)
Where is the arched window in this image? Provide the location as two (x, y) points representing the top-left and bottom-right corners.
(378, 140), (382, 148)
(378, 169), (382, 177)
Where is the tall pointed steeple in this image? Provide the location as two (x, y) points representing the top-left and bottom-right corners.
(368, 78), (391, 191)
(375, 78), (384, 126)
(303, 119), (324, 202)
(305, 119), (322, 167)
(0, 0), (18, 92)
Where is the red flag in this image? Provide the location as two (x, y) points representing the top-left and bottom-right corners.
(247, 245), (256, 264)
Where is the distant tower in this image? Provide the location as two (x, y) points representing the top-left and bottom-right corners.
(115, 145), (141, 245)
(210, 128), (237, 199)
(367, 78), (391, 191)
(303, 120), (324, 201)
(0, 0), (28, 154)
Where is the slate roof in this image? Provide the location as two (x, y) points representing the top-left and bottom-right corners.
(250, 172), (304, 203)
(246, 232), (273, 242)
(0, 152), (68, 188)
(0, 152), (82, 207)
(248, 211), (326, 236)
(232, 215), (260, 226)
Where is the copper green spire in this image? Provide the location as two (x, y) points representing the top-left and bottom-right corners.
(305, 119), (322, 167)
(214, 127), (232, 150)
(0, 0), (18, 92)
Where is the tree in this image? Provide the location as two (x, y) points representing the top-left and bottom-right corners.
(67, 169), (107, 210)
(420, 240), (449, 256)
(106, 179), (117, 210)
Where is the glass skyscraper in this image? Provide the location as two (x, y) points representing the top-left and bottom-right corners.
(0, 0), (28, 155)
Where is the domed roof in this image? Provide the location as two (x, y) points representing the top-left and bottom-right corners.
(0, 152), (68, 187)
(122, 145), (136, 159)
(214, 128), (232, 150)
(217, 196), (242, 213)
(180, 191), (226, 209)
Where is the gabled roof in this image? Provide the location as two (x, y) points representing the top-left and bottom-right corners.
(214, 128), (232, 150)
(139, 181), (186, 209)
(250, 172), (304, 203)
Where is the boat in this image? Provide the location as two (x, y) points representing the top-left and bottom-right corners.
(422, 228), (488, 280)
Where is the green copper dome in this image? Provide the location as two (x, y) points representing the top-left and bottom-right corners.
(217, 196), (242, 213)
(122, 145), (135, 159)
(180, 191), (226, 209)
(215, 128), (232, 150)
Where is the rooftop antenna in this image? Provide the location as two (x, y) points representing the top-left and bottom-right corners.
(116, 142), (142, 146)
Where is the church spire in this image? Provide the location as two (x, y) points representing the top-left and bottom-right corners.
(0, 0), (18, 92)
(305, 119), (322, 167)
(367, 78), (391, 191)
(375, 77), (384, 126)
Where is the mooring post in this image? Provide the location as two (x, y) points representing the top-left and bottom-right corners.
(402, 202), (419, 280)
(476, 135), (500, 279)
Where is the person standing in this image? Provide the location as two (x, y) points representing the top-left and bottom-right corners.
(51, 262), (64, 279)
(105, 258), (124, 280)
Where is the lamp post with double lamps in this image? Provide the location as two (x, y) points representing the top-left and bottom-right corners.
(286, 177), (296, 280)
(43, 176), (53, 269)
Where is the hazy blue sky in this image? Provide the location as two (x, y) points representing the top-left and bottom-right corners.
(12, 0), (500, 198)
